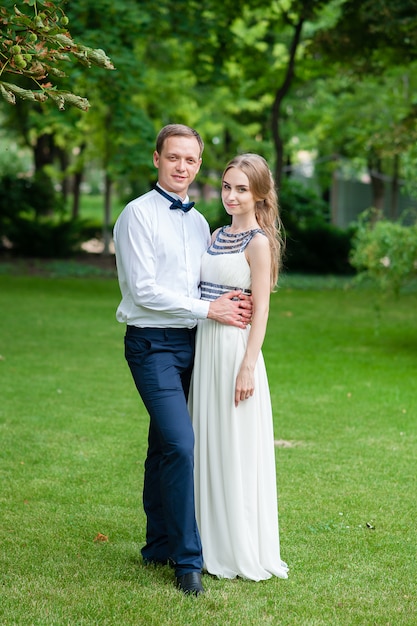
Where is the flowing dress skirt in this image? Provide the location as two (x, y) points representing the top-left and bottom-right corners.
(189, 317), (288, 581)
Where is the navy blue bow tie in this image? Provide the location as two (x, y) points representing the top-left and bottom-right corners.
(154, 185), (195, 212)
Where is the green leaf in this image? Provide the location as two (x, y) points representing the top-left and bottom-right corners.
(48, 90), (90, 111)
(0, 81), (47, 103)
(0, 83), (16, 104)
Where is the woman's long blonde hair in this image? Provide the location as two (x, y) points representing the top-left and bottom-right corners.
(222, 153), (284, 290)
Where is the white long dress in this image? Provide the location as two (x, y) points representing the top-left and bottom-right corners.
(189, 227), (289, 581)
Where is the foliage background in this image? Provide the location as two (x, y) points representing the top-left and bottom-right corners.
(2, 0), (417, 268)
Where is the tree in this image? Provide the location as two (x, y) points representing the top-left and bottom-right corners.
(0, 0), (114, 110)
(146, 0), (338, 184)
(64, 0), (157, 253)
(309, 0), (417, 209)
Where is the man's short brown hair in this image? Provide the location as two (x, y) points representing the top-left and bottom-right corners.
(155, 124), (204, 158)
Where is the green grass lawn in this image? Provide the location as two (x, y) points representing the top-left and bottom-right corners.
(0, 269), (416, 625)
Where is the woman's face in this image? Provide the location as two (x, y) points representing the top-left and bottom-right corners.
(221, 167), (256, 219)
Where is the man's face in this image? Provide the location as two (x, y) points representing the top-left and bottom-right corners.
(153, 135), (202, 198)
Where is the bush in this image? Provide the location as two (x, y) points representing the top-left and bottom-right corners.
(0, 175), (33, 230)
(284, 222), (354, 274)
(6, 215), (91, 258)
(279, 177), (330, 228)
(0, 172), (61, 224)
(350, 209), (417, 295)
(279, 178), (354, 274)
(0, 172), (91, 257)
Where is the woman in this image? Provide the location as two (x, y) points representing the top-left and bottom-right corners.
(189, 153), (289, 581)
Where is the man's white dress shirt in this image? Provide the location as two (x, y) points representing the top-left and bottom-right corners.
(113, 186), (211, 328)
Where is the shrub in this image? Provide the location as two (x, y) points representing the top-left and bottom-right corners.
(0, 173), (90, 257)
(6, 215), (90, 258)
(0, 175), (33, 230)
(350, 209), (417, 295)
(279, 177), (330, 229)
(0, 172), (61, 223)
(284, 222), (354, 274)
(279, 178), (354, 274)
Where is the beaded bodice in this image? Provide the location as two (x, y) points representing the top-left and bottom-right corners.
(200, 227), (264, 302)
(207, 226), (264, 255)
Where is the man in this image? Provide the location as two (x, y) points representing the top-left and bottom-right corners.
(113, 124), (251, 596)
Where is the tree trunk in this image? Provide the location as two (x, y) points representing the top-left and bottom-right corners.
(72, 170), (83, 220)
(103, 172), (112, 256)
(368, 154), (385, 213)
(71, 143), (86, 219)
(32, 133), (57, 217)
(390, 154), (399, 220)
(369, 172), (385, 213)
(330, 169), (339, 227)
(33, 133), (57, 174)
(271, 17), (304, 187)
(56, 147), (70, 204)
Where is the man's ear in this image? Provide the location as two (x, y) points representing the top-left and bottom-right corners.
(153, 150), (160, 168)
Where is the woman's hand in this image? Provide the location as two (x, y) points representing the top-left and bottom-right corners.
(234, 363), (255, 407)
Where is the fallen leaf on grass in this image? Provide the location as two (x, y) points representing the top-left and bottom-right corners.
(93, 533), (108, 542)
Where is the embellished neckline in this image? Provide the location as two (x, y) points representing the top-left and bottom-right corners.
(207, 226), (264, 256)
(222, 226), (260, 237)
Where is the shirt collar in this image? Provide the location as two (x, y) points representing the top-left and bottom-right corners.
(155, 182), (190, 204)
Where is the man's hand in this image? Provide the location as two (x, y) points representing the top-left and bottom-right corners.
(207, 291), (253, 328)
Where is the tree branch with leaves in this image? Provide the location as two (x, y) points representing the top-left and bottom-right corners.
(0, 0), (114, 110)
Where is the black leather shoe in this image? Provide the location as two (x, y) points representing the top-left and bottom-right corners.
(176, 572), (205, 596)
